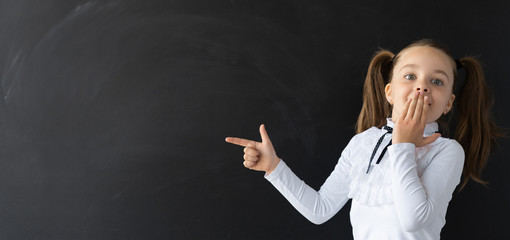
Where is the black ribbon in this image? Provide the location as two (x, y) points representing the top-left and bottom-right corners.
(366, 126), (393, 174)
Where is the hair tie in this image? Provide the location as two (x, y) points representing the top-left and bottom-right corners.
(454, 58), (463, 70)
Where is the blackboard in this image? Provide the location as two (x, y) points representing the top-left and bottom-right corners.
(0, 0), (509, 239)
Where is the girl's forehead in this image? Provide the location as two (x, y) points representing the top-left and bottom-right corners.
(397, 46), (454, 70)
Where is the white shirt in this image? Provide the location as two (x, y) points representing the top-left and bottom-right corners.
(265, 119), (464, 240)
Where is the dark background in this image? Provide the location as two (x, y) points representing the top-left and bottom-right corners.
(0, 0), (508, 239)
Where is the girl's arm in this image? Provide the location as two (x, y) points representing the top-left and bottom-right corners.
(226, 124), (353, 225)
(265, 145), (352, 224)
(388, 141), (464, 231)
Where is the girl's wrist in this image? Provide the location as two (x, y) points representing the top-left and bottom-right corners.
(266, 157), (281, 175)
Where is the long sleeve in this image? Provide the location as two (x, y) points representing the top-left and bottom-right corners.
(264, 141), (353, 225)
(388, 140), (464, 232)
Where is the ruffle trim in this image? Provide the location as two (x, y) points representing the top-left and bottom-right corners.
(347, 129), (394, 206)
(348, 160), (393, 206)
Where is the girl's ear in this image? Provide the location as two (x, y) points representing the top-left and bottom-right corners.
(444, 94), (456, 114)
(385, 83), (393, 104)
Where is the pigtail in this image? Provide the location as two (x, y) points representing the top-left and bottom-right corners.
(356, 50), (394, 133)
(455, 57), (502, 190)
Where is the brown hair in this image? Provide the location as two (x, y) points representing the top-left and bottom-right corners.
(356, 39), (502, 190)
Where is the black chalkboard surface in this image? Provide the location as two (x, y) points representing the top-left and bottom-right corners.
(0, 0), (509, 239)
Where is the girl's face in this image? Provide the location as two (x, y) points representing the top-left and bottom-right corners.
(385, 46), (456, 123)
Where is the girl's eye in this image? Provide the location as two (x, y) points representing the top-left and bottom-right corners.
(431, 79), (444, 86)
(404, 74), (416, 80)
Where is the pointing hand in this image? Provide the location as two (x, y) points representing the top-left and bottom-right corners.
(226, 124), (281, 174)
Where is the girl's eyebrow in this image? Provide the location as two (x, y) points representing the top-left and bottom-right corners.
(400, 64), (450, 82)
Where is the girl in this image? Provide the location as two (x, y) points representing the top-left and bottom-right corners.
(225, 39), (500, 239)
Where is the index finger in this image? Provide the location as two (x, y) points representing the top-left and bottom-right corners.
(420, 96), (430, 126)
(414, 93), (424, 121)
(225, 137), (257, 147)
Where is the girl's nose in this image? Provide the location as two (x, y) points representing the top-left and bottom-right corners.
(416, 87), (429, 94)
